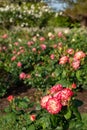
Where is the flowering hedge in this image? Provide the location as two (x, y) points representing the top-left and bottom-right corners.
(0, 2), (54, 28)
(0, 1), (79, 29)
(0, 28), (87, 97)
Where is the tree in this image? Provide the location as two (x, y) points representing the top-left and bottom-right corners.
(58, 0), (87, 26)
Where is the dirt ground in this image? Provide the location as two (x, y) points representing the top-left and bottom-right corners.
(0, 85), (87, 113)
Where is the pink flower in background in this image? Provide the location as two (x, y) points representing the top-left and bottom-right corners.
(40, 95), (52, 108)
(27, 41), (34, 46)
(17, 51), (21, 56)
(50, 84), (63, 94)
(59, 56), (69, 65)
(58, 42), (62, 48)
(50, 54), (55, 60)
(46, 97), (62, 114)
(7, 95), (14, 102)
(39, 37), (45, 42)
(19, 46), (24, 50)
(72, 60), (80, 70)
(26, 74), (31, 79)
(53, 44), (57, 48)
(30, 114), (36, 121)
(19, 72), (26, 79)
(17, 62), (22, 67)
(50, 34), (55, 40)
(20, 49), (25, 53)
(2, 34), (8, 39)
(2, 46), (7, 51)
(11, 56), (16, 61)
(40, 44), (46, 50)
(14, 42), (19, 46)
(58, 32), (63, 38)
(67, 48), (74, 55)
(32, 47), (36, 52)
(74, 51), (86, 60)
(58, 42), (63, 50)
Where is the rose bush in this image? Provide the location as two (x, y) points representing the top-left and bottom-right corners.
(0, 28), (87, 97)
(0, 84), (83, 130)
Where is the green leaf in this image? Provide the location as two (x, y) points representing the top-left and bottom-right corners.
(76, 70), (82, 81)
(22, 127), (26, 130)
(64, 108), (72, 120)
(36, 103), (41, 110)
(27, 124), (35, 130)
(71, 102), (82, 120)
(55, 126), (63, 130)
(62, 70), (67, 78)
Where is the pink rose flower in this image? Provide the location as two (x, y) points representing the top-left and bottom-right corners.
(39, 37), (45, 42)
(59, 56), (69, 65)
(72, 83), (77, 89)
(17, 62), (22, 67)
(19, 72), (26, 79)
(2, 34), (8, 39)
(40, 44), (46, 50)
(26, 74), (31, 79)
(17, 51), (21, 56)
(27, 41), (34, 46)
(30, 114), (36, 121)
(58, 42), (62, 48)
(58, 32), (63, 38)
(40, 95), (52, 109)
(32, 47), (36, 52)
(67, 48), (74, 55)
(7, 95), (14, 102)
(11, 56), (16, 61)
(72, 60), (80, 70)
(74, 51), (86, 60)
(20, 49), (25, 53)
(49, 84), (63, 94)
(50, 54), (55, 60)
(14, 42), (19, 46)
(53, 44), (57, 48)
(46, 97), (62, 114)
(2, 46), (7, 51)
(53, 91), (62, 101)
(60, 88), (74, 106)
(19, 46), (24, 50)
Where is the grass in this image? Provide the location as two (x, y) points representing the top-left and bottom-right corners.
(81, 113), (87, 130)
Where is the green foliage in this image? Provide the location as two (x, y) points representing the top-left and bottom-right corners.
(0, 90), (83, 130)
(0, 28), (87, 97)
(0, 1), (79, 29)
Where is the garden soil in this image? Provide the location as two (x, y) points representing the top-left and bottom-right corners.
(0, 85), (87, 113)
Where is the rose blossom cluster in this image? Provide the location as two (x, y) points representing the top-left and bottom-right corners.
(59, 50), (86, 70)
(40, 84), (73, 114)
